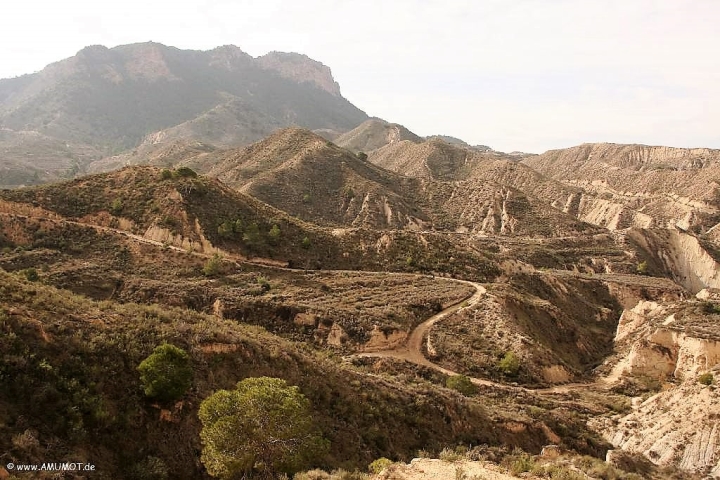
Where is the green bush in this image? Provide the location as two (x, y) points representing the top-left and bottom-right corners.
(438, 447), (463, 462)
(160, 169), (173, 180)
(497, 351), (520, 377)
(23, 268), (39, 282)
(174, 167), (198, 178)
(199, 377), (327, 478)
(268, 224), (281, 245)
(110, 198), (123, 215)
(137, 344), (193, 403)
(368, 457), (393, 474)
(505, 450), (535, 475)
(203, 254), (223, 277)
(446, 375), (477, 396)
(699, 372), (714, 386)
(636, 261), (648, 275)
(243, 222), (262, 248)
(302, 236), (312, 249)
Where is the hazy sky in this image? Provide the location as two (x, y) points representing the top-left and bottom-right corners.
(2, 1), (719, 153)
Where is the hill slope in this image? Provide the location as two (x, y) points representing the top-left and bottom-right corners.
(207, 128), (431, 229)
(334, 119), (423, 154)
(522, 143), (720, 232)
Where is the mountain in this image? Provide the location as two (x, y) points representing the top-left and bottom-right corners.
(334, 119), (423, 153)
(0, 42), (368, 186)
(523, 143), (720, 233)
(206, 128), (431, 229)
(425, 134), (492, 152)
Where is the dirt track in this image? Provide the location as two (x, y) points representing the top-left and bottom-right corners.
(2, 211), (602, 394)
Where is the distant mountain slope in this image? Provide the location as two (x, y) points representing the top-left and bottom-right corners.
(368, 138), (482, 180)
(523, 143), (720, 232)
(334, 119), (423, 154)
(0, 42), (368, 186)
(0, 129), (103, 187)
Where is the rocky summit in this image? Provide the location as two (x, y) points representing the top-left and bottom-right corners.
(1, 44), (719, 480)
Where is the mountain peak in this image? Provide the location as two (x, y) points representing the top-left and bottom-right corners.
(256, 51), (341, 97)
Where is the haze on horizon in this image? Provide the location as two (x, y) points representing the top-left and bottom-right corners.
(2, 0), (718, 154)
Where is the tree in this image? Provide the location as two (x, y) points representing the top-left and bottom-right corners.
(243, 222), (262, 248)
(268, 224), (281, 245)
(137, 344), (193, 403)
(217, 220), (235, 238)
(446, 374), (477, 396)
(199, 377), (327, 478)
(174, 166), (198, 178)
(203, 254), (223, 276)
(301, 236), (312, 249)
(497, 351), (520, 377)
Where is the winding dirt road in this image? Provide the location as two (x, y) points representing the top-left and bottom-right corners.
(355, 280), (601, 394)
(2, 210), (601, 394)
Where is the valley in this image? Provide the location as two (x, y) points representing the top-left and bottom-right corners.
(1, 42), (719, 480)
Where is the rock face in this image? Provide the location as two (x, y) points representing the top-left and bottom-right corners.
(595, 383), (720, 475)
(628, 228), (720, 293)
(596, 284), (720, 475)
(256, 51), (341, 97)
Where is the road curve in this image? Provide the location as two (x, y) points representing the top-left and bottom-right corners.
(2, 211), (600, 394)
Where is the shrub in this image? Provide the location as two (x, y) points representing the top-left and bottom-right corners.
(699, 372), (714, 386)
(23, 268), (39, 282)
(438, 447), (464, 462)
(243, 222), (262, 248)
(702, 302), (720, 314)
(174, 167), (198, 178)
(131, 456), (169, 480)
(110, 198), (123, 215)
(356, 152), (368, 161)
(269, 224), (281, 245)
(504, 450), (535, 475)
(160, 169), (172, 180)
(257, 276), (271, 292)
(202, 254), (223, 277)
(137, 344), (193, 403)
(368, 457), (393, 474)
(199, 377), (327, 478)
(497, 351), (520, 377)
(446, 375), (477, 396)
(636, 261), (648, 275)
(302, 236), (312, 249)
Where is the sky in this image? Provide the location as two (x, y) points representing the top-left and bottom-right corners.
(1, 0), (719, 153)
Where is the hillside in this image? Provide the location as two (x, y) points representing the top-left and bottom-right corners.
(0, 165), (499, 278)
(206, 128), (431, 229)
(334, 119), (423, 154)
(0, 42), (368, 187)
(522, 143), (720, 233)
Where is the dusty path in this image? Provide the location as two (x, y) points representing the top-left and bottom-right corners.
(354, 279), (602, 395)
(2, 211), (603, 394)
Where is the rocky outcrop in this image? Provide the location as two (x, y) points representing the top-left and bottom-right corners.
(523, 143), (720, 232)
(256, 51), (341, 96)
(594, 382), (720, 475)
(629, 229), (720, 293)
(143, 219), (220, 255)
